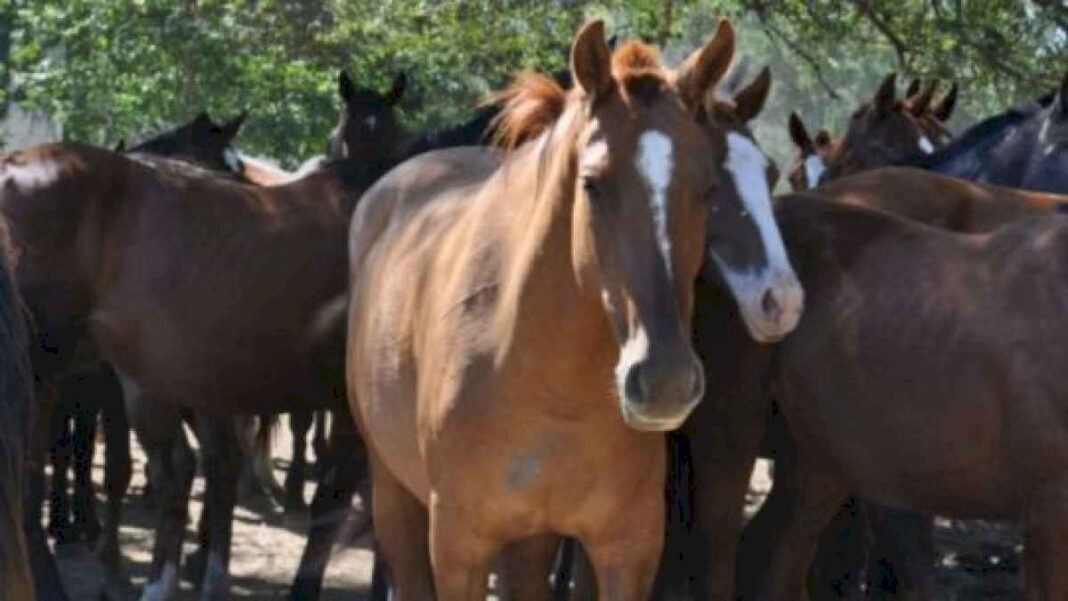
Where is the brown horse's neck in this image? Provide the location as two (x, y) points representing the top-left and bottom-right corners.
(493, 109), (616, 393)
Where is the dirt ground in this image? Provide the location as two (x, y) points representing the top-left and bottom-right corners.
(52, 418), (373, 601)
(50, 422), (1023, 601)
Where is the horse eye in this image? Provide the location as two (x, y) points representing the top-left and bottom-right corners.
(583, 177), (602, 199)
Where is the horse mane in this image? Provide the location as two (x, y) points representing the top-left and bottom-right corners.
(898, 98), (1044, 170)
(489, 42), (667, 151)
(488, 72), (568, 151)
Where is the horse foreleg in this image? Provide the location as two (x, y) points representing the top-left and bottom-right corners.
(286, 409), (314, 514)
(866, 507), (934, 601)
(739, 448), (849, 601)
(47, 394), (73, 544)
(289, 415), (365, 601)
(579, 487), (665, 601)
(496, 533), (561, 601)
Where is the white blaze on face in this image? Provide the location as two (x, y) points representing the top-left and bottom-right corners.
(635, 130), (675, 277)
(803, 154), (826, 188)
(714, 132), (803, 341)
(364, 115), (378, 131)
(918, 135), (935, 154)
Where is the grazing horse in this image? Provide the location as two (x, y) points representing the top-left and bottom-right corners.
(731, 195), (1068, 601)
(0, 142), (393, 600)
(0, 222), (36, 601)
(346, 19), (802, 600)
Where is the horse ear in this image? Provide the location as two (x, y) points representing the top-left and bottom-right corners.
(114, 139), (126, 153)
(191, 111), (215, 142)
(570, 20), (613, 100)
(733, 66), (771, 123)
(1056, 72), (1068, 120)
(934, 83), (958, 122)
(220, 111), (247, 141)
(873, 73), (897, 116)
(386, 72), (407, 105)
(607, 34), (619, 50)
(675, 19), (735, 112)
(788, 112), (814, 152)
(905, 78), (921, 99)
(338, 70), (355, 104)
(909, 80), (938, 116)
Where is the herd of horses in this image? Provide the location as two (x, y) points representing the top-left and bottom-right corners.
(0, 16), (1066, 601)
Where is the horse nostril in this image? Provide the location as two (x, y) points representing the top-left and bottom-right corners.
(762, 288), (781, 321)
(624, 364), (645, 404)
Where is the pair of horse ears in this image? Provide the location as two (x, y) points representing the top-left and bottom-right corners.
(569, 19), (736, 112)
(878, 75), (958, 121)
(190, 110), (246, 144)
(338, 70), (407, 106)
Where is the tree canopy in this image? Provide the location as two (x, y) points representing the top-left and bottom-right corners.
(3, 0), (1065, 170)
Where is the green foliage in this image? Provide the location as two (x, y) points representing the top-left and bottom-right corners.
(3, 0), (1066, 170)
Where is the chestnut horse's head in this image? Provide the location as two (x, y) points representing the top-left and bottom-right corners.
(327, 70), (407, 162)
(787, 112), (837, 190)
(696, 64), (805, 342)
(822, 74), (948, 181)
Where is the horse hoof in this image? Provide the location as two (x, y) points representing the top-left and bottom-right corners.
(183, 547), (209, 587)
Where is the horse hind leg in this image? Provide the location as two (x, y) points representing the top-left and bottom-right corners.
(122, 374), (193, 601)
(289, 415), (366, 601)
(96, 368), (132, 579)
(71, 394), (101, 545)
(1022, 486), (1068, 601)
(47, 391), (74, 544)
(285, 409), (314, 514)
(192, 413), (245, 601)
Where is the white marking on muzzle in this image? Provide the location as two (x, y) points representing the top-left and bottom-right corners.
(803, 154), (826, 188)
(614, 326), (649, 401)
(918, 135), (935, 154)
(636, 130), (675, 277)
(364, 116), (378, 130)
(714, 132), (803, 341)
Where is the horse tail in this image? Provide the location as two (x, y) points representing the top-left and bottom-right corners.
(0, 238), (36, 601)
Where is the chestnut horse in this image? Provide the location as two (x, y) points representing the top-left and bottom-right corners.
(0, 222), (36, 601)
(732, 194), (1068, 601)
(346, 19), (802, 600)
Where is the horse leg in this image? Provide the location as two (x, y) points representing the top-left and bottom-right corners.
(28, 381), (72, 600)
(808, 498), (871, 601)
(124, 376), (194, 601)
(738, 448), (850, 601)
(72, 395), (101, 545)
(368, 451), (433, 601)
(428, 498), (499, 601)
(578, 491), (665, 601)
(285, 409), (313, 514)
(289, 414), (365, 601)
(311, 410), (329, 478)
(497, 534), (560, 601)
(96, 372), (132, 579)
(47, 393), (73, 544)
(192, 413), (244, 601)
(1021, 488), (1068, 601)
(866, 508), (933, 601)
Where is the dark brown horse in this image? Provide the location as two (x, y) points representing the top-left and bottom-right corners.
(733, 194), (1068, 601)
(346, 19), (802, 601)
(0, 142), (391, 600)
(0, 220), (36, 601)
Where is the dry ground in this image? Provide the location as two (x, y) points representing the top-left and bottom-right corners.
(51, 422), (1022, 600)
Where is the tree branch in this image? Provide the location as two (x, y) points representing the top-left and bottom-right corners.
(748, 6), (841, 100)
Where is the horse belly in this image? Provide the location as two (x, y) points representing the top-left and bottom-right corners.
(782, 366), (1017, 518)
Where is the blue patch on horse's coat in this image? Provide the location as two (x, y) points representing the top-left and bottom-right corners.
(506, 451), (542, 489)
